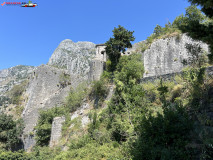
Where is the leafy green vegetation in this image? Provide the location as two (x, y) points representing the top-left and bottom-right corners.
(9, 80), (28, 105)
(138, 21), (182, 53)
(0, 96), (10, 106)
(59, 73), (70, 88)
(188, 0), (213, 18)
(35, 107), (65, 146)
(0, 113), (24, 150)
(131, 105), (194, 160)
(90, 80), (108, 99)
(65, 83), (89, 112)
(177, 4), (213, 62)
(0, 150), (31, 160)
(105, 25), (135, 71)
(90, 78), (109, 108)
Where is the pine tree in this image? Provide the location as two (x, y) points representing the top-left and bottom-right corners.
(105, 25), (135, 72)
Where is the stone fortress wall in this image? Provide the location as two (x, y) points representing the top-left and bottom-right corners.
(89, 43), (133, 81)
(141, 66), (213, 83)
(91, 34), (209, 81)
(143, 34), (209, 77)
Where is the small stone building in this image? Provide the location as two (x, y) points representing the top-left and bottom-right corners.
(95, 44), (107, 62)
(89, 44), (134, 81)
(89, 44), (106, 81)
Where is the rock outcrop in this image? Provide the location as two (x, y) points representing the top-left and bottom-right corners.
(48, 39), (96, 81)
(22, 65), (71, 150)
(70, 102), (90, 127)
(21, 40), (97, 150)
(0, 65), (34, 96)
(143, 34), (209, 77)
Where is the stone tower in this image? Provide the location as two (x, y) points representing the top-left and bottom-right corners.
(95, 44), (107, 62)
(89, 44), (107, 81)
(88, 44), (134, 81)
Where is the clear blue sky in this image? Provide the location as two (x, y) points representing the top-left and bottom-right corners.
(0, 0), (190, 69)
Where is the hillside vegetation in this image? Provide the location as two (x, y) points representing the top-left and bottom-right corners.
(0, 2), (213, 160)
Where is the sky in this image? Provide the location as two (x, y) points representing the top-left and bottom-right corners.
(0, 0), (191, 70)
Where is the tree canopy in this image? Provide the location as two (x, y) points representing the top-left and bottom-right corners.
(177, 5), (213, 62)
(105, 25), (135, 72)
(188, 0), (213, 18)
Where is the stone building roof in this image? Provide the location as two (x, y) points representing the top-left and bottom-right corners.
(96, 44), (106, 47)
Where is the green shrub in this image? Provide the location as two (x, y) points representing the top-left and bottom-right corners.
(101, 71), (113, 81)
(65, 83), (88, 112)
(106, 59), (112, 72)
(14, 105), (24, 117)
(9, 80), (28, 105)
(56, 141), (124, 160)
(35, 107), (65, 146)
(0, 114), (24, 150)
(90, 80), (108, 99)
(142, 81), (159, 103)
(0, 96), (11, 106)
(0, 150), (31, 160)
(131, 105), (194, 160)
(171, 84), (183, 102)
(59, 73), (70, 88)
(139, 21), (181, 53)
(29, 146), (60, 160)
(115, 54), (144, 85)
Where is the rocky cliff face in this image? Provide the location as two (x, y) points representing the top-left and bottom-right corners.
(20, 40), (97, 150)
(143, 34), (209, 77)
(0, 65), (34, 96)
(48, 39), (96, 80)
(22, 65), (71, 150)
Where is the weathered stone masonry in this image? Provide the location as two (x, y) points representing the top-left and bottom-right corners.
(141, 66), (213, 83)
(92, 34), (209, 80)
(143, 34), (209, 77)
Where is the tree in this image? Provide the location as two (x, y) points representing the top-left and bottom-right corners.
(35, 107), (65, 146)
(188, 0), (213, 18)
(105, 25), (135, 72)
(154, 24), (163, 36)
(0, 113), (24, 150)
(178, 5), (213, 62)
(131, 105), (194, 160)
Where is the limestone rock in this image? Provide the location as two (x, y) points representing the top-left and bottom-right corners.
(48, 39), (96, 81)
(82, 115), (90, 128)
(22, 65), (71, 150)
(70, 103), (90, 120)
(70, 102), (90, 127)
(0, 65), (34, 96)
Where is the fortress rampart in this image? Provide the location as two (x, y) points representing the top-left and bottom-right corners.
(90, 34), (209, 81)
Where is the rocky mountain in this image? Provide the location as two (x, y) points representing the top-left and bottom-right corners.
(0, 65), (35, 96)
(48, 39), (96, 80)
(22, 65), (72, 150)
(21, 39), (97, 150)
